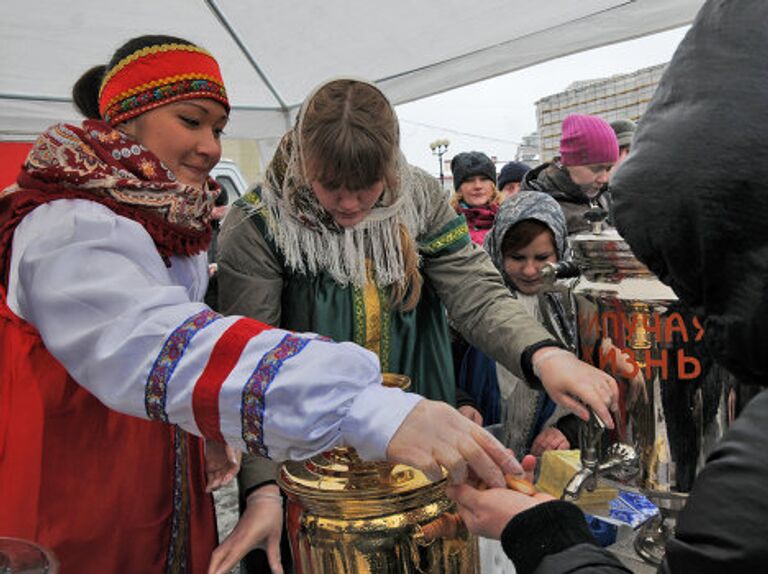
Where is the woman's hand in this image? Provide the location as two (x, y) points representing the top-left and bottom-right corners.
(205, 440), (242, 492)
(386, 400), (521, 488)
(458, 404), (483, 426)
(446, 483), (554, 540)
(207, 484), (284, 574)
(533, 348), (618, 428)
(529, 427), (569, 456)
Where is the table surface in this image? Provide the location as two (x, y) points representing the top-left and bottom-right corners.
(608, 531), (658, 574)
(578, 484), (663, 574)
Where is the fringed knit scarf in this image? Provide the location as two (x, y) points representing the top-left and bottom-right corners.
(256, 128), (432, 290)
(0, 120), (217, 277)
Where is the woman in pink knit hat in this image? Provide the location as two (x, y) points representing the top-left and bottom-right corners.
(520, 114), (618, 235)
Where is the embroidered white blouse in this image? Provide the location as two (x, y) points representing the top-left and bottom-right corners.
(7, 199), (421, 461)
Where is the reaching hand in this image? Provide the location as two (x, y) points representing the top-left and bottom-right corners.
(386, 399), (521, 488)
(446, 483), (553, 540)
(520, 453), (537, 483)
(458, 404), (483, 426)
(530, 427), (569, 456)
(207, 484), (284, 574)
(533, 348), (618, 428)
(205, 440), (242, 493)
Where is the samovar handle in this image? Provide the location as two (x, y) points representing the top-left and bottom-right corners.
(412, 512), (463, 546)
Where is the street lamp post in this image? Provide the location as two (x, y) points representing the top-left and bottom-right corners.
(429, 138), (450, 189)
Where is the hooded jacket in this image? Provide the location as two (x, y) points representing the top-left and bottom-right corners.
(471, 191), (579, 454)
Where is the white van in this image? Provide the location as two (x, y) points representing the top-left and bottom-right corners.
(210, 158), (250, 205)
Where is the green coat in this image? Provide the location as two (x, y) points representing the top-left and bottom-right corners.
(217, 166), (552, 487)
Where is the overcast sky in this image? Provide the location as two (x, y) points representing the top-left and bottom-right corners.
(395, 25), (690, 178)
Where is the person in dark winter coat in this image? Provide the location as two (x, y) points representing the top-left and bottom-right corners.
(521, 114), (618, 235)
(497, 160), (530, 201)
(608, 118), (636, 180)
(203, 185), (229, 311)
(447, 151), (503, 410)
(447, 1), (768, 573)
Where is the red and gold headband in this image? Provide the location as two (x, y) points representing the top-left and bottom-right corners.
(99, 43), (229, 126)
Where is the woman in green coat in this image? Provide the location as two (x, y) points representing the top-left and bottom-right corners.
(215, 78), (618, 573)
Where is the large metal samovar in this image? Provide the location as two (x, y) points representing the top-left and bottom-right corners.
(278, 374), (479, 573)
(565, 223), (730, 565)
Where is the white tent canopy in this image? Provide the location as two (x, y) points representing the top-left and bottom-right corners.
(1, 0), (704, 140)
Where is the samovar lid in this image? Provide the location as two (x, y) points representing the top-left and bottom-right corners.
(571, 228), (653, 280)
(278, 447), (446, 517)
(278, 373), (448, 517)
(570, 228), (677, 302)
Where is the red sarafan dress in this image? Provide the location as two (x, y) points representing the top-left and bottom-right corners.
(0, 251), (216, 574)
(0, 120), (409, 573)
(0, 121), (219, 572)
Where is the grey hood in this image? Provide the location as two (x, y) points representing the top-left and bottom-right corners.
(483, 191), (567, 289)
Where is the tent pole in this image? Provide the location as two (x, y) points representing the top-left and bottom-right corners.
(205, 0), (290, 113)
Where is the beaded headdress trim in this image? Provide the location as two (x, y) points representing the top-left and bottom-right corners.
(98, 43), (229, 125)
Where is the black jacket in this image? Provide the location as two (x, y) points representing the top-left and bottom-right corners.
(521, 162), (609, 235)
(501, 500), (630, 574)
(611, 0), (768, 385)
(501, 0), (768, 571)
(502, 388), (768, 574)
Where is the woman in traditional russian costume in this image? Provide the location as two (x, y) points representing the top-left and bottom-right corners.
(0, 38), (539, 574)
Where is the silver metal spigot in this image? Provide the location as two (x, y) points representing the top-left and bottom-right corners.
(562, 443), (642, 501)
(561, 410), (640, 501)
(562, 408), (605, 500)
(540, 261), (580, 286)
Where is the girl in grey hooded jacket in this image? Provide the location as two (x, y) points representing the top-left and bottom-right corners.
(460, 191), (581, 456)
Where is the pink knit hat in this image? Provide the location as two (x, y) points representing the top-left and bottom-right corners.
(559, 114), (619, 166)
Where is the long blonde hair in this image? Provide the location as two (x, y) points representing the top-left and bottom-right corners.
(299, 79), (422, 311)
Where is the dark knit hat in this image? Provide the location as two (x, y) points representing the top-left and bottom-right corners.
(610, 119), (637, 148)
(559, 114), (619, 166)
(497, 161), (530, 190)
(450, 151), (496, 190)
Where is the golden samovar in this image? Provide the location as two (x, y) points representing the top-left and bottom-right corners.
(278, 374), (479, 573)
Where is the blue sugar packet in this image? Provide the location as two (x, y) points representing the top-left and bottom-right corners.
(608, 490), (658, 527)
(618, 490), (659, 521)
(584, 513), (619, 547)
